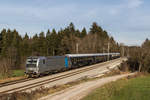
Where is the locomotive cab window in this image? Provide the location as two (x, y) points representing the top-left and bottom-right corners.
(26, 58), (37, 67)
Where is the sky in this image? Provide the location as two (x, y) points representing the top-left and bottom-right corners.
(0, 0), (150, 46)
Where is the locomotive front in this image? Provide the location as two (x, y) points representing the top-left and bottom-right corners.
(25, 57), (39, 77)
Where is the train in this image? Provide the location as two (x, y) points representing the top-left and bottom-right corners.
(25, 53), (120, 77)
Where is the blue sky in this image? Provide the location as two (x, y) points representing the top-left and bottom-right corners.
(0, 0), (150, 46)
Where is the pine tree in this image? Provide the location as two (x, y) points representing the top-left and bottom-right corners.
(103, 30), (109, 39)
(90, 22), (103, 34)
(80, 27), (87, 38)
(31, 34), (39, 55)
(75, 29), (81, 37)
(69, 22), (75, 33)
(10, 29), (22, 68)
(46, 29), (51, 37)
(50, 29), (58, 55)
(1, 29), (9, 57)
(0, 29), (6, 55)
(38, 32), (46, 55)
(46, 29), (51, 55)
(22, 33), (30, 56)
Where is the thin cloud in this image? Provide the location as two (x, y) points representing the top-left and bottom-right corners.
(126, 0), (143, 8)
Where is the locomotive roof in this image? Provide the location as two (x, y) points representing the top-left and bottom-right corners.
(66, 53), (120, 57)
(27, 53), (120, 58)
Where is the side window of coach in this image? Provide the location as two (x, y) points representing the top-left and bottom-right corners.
(43, 59), (45, 64)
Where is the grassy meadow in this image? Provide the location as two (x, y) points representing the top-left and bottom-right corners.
(82, 74), (150, 100)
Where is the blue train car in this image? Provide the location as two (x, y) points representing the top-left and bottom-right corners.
(66, 54), (108, 68)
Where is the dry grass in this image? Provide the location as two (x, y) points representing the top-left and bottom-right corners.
(0, 76), (26, 84)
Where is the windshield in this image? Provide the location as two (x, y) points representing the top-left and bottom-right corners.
(26, 64), (36, 67)
(26, 58), (37, 67)
(27, 59), (37, 63)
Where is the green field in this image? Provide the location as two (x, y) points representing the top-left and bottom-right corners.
(12, 69), (25, 77)
(82, 75), (150, 100)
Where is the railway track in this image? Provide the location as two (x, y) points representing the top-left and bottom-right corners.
(0, 78), (34, 88)
(0, 58), (123, 95)
(0, 72), (66, 88)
